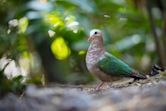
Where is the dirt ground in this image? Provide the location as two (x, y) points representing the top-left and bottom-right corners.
(0, 72), (166, 111)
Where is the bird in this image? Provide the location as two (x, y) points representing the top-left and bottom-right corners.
(86, 29), (148, 91)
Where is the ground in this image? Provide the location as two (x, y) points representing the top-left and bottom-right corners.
(0, 72), (166, 111)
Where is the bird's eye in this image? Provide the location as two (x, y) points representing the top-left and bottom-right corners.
(94, 32), (98, 34)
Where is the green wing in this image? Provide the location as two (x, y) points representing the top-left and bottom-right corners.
(97, 52), (134, 77)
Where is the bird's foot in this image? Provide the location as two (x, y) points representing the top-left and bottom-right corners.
(94, 82), (105, 91)
(129, 78), (139, 84)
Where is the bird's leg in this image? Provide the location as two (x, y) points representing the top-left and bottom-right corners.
(95, 82), (105, 91)
(129, 78), (139, 84)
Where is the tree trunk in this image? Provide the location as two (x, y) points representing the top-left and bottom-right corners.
(146, 0), (166, 68)
(36, 39), (65, 83)
(29, 27), (66, 83)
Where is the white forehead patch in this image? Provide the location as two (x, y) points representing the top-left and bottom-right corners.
(90, 29), (101, 36)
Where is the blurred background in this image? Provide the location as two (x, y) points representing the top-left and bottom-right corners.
(0, 0), (166, 93)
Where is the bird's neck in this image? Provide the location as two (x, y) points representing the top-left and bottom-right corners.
(88, 39), (105, 52)
(86, 38), (105, 64)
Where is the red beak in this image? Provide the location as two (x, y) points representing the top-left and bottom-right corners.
(88, 37), (90, 42)
(88, 36), (93, 42)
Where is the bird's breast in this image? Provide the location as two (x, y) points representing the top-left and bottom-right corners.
(86, 49), (104, 70)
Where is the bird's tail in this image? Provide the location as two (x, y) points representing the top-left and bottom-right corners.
(131, 64), (165, 80)
(130, 71), (147, 80)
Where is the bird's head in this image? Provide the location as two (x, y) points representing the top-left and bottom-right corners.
(88, 29), (102, 42)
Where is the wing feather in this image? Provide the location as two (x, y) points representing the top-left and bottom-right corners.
(97, 52), (134, 77)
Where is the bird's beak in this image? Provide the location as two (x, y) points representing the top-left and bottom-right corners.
(88, 36), (90, 42)
(88, 36), (93, 42)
